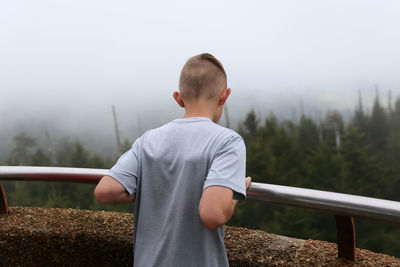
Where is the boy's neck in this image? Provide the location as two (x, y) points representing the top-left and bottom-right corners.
(182, 110), (215, 120)
(182, 101), (220, 123)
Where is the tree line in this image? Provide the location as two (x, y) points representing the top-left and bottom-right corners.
(1, 93), (400, 257)
(230, 93), (400, 257)
(2, 136), (131, 212)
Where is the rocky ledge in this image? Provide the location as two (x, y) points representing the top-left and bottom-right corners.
(0, 207), (399, 266)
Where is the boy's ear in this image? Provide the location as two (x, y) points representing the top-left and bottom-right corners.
(218, 88), (231, 105)
(173, 91), (185, 107)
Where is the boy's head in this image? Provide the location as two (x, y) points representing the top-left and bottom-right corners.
(174, 53), (230, 122)
(179, 53), (227, 101)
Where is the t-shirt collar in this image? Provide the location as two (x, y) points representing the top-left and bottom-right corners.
(171, 117), (213, 123)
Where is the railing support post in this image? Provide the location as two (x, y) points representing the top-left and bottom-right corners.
(0, 183), (9, 214)
(335, 215), (355, 261)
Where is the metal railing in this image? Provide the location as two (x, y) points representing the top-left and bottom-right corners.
(1, 166), (400, 261)
(248, 182), (400, 225)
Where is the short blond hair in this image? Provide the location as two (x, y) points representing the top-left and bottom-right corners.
(179, 53), (227, 101)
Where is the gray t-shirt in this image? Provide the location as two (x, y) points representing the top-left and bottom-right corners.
(108, 117), (246, 267)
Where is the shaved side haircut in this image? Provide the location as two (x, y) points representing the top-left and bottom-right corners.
(179, 53), (227, 101)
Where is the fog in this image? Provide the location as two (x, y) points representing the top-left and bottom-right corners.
(1, 0), (400, 160)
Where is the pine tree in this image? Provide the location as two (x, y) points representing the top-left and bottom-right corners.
(31, 148), (51, 166)
(341, 126), (384, 197)
(297, 115), (319, 154)
(369, 94), (388, 150)
(353, 90), (368, 135)
(7, 132), (37, 165)
(238, 109), (259, 142)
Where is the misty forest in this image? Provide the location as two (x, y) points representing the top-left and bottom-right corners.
(2, 93), (400, 258)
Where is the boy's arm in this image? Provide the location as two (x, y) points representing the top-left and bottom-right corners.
(199, 177), (251, 230)
(94, 176), (135, 203)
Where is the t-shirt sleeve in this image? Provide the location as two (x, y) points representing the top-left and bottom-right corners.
(203, 134), (247, 200)
(106, 139), (141, 196)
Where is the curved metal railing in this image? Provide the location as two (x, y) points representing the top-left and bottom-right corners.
(0, 166), (106, 183)
(248, 182), (400, 225)
(1, 166), (400, 260)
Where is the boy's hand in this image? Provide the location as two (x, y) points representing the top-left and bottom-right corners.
(245, 176), (252, 191)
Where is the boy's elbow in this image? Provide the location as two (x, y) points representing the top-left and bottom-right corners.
(199, 207), (231, 231)
(94, 186), (109, 203)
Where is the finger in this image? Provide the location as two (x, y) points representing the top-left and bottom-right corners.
(245, 177), (252, 189)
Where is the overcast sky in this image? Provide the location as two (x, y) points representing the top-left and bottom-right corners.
(1, 0), (400, 154)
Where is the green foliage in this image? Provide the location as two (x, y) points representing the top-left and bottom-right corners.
(298, 115), (319, 153)
(32, 148), (51, 166)
(238, 109), (259, 142)
(369, 95), (388, 149)
(6, 132), (37, 165)
(230, 99), (400, 258)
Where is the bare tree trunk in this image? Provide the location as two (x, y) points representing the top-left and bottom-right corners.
(112, 105), (123, 155)
(44, 127), (54, 164)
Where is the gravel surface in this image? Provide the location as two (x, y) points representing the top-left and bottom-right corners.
(1, 207), (399, 266)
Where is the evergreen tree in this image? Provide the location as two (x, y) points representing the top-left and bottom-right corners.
(31, 148), (51, 166)
(6, 132), (37, 165)
(297, 115), (319, 154)
(70, 141), (89, 167)
(55, 137), (75, 166)
(369, 94), (388, 150)
(340, 126), (384, 197)
(353, 91), (369, 135)
(238, 109), (259, 142)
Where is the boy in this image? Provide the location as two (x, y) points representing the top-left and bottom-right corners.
(94, 53), (251, 266)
